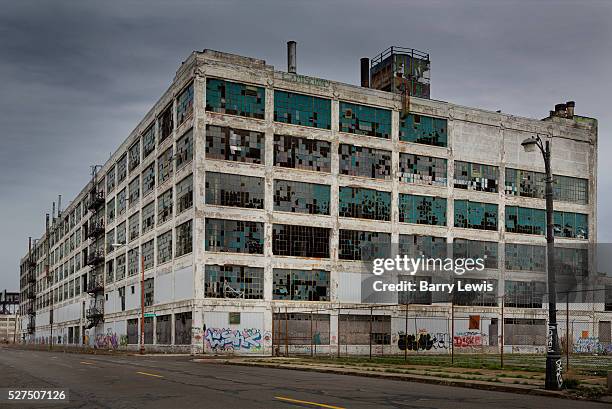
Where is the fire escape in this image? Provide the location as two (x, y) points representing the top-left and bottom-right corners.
(85, 168), (105, 329)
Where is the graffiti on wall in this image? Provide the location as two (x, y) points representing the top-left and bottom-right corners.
(205, 328), (271, 352)
(453, 331), (482, 348)
(398, 330), (449, 351)
(94, 329), (128, 349)
(573, 337), (612, 354)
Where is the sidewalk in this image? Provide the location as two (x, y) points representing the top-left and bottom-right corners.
(213, 356), (611, 403)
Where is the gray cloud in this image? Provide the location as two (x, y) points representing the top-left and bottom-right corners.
(1, 0), (610, 291)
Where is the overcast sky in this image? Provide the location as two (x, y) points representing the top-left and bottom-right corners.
(1, 0), (611, 291)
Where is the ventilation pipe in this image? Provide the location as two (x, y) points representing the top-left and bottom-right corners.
(360, 57), (370, 88)
(566, 101), (575, 117)
(287, 41), (297, 74)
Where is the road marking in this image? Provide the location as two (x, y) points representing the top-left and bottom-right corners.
(136, 371), (164, 378)
(80, 361), (96, 366)
(274, 396), (345, 409)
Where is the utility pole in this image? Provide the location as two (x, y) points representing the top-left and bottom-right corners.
(521, 134), (562, 390)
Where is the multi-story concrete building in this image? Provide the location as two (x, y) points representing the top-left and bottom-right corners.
(19, 46), (608, 355)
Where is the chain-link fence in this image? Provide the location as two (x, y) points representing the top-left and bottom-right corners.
(271, 289), (612, 377)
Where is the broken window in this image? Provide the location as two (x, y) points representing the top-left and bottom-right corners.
(399, 194), (446, 225)
(127, 318), (138, 344)
(127, 248), (139, 276)
(128, 212), (140, 242)
(157, 189), (173, 224)
(142, 240), (154, 270)
(205, 172), (264, 209)
(338, 315), (391, 345)
(105, 229), (115, 254)
(454, 200), (498, 231)
(504, 281), (545, 308)
(106, 197), (115, 224)
(505, 169), (587, 204)
(453, 278), (498, 306)
(205, 219), (264, 254)
(128, 140), (140, 172)
(205, 265), (263, 299)
(339, 187), (390, 221)
(454, 161), (498, 192)
(453, 239), (498, 268)
(273, 269), (329, 301)
(553, 211), (588, 239)
(176, 82), (194, 125)
(175, 219), (192, 257)
(206, 78), (265, 119)
(399, 113), (447, 147)
(399, 153), (447, 186)
(117, 154), (127, 184)
(176, 129), (193, 169)
(174, 312), (192, 345)
(556, 246), (588, 277)
(157, 230), (172, 264)
(158, 147), (173, 184)
(339, 144), (391, 179)
(158, 103), (173, 143)
(156, 314), (172, 345)
(338, 230), (391, 260)
(398, 276), (432, 305)
(274, 180), (330, 214)
(106, 259), (114, 284)
(142, 202), (155, 233)
(142, 163), (155, 196)
(116, 253), (126, 281)
(142, 124), (156, 159)
(117, 188), (127, 216)
(206, 125), (264, 163)
(505, 243), (545, 271)
(273, 135), (331, 172)
(505, 206), (545, 235)
(272, 224), (330, 258)
(399, 235), (447, 259)
(128, 176), (140, 208)
(339, 102), (391, 138)
(106, 166), (116, 193)
(274, 90), (331, 129)
(176, 174), (193, 214)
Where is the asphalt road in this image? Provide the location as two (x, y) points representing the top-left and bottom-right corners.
(0, 346), (606, 409)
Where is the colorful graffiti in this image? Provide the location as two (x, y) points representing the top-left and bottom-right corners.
(205, 328), (270, 352)
(573, 337), (612, 354)
(453, 331), (482, 348)
(398, 331), (449, 351)
(94, 329), (128, 349)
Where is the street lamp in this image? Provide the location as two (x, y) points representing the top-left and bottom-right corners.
(521, 134), (563, 390)
(112, 242), (146, 355)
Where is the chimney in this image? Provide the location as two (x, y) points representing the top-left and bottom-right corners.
(58, 194), (62, 216)
(287, 41), (296, 74)
(360, 57), (370, 88)
(52, 202), (56, 221)
(566, 101), (575, 117)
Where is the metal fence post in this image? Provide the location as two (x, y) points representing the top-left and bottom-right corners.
(500, 297), (504, 369)
(284, 306), (288, 357)
(310, 311), (313, 357)
(337, 308), (341, 358)
(451, 301), (454, 365)
(566, 294), (569, 371)
(369, 307), (373, 360)
(404, 304), (408, 362)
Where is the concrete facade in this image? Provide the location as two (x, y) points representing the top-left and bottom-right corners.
(19, 49), (607, 355)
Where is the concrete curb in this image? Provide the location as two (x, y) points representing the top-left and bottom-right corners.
(222, 360), (603, 402)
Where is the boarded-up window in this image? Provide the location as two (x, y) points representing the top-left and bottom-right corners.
(339, 315), (391, 345)
(127, 318), (139, 344)
(156, 315), (171, 345)
(273, 313), (330, 346)
(175, 312), (192, 345)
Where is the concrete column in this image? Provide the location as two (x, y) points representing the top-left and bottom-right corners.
(391, 110), (400, 244)
(330, 98), (340, 300)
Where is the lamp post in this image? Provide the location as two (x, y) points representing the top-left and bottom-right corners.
(112, 243), (145, 355)
(521, 134), (562, 390)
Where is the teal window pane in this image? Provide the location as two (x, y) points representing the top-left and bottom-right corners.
(399, 194), (446, 225)
(399, 113), (447, 146)
(206, 78), (265, 119)
(454, 200), (497, 231)
(274, 91), (331, 129)
(339, 187), (391, 221)
(339, 102), (391, 138)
